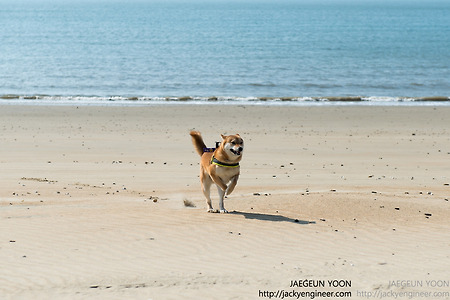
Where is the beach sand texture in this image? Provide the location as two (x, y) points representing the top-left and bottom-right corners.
(1, 105), (449, 299)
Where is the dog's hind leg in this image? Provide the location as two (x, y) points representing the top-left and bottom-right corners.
(217, 185), (228, 214)
(201, 173), (215, 213)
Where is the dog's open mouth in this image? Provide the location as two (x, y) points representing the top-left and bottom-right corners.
(230, 149), (242, 156)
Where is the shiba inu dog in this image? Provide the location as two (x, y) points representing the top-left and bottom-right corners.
(190, 131), (244, 213)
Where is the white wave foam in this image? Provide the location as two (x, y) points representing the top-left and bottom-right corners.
(0, 95), (448, 106)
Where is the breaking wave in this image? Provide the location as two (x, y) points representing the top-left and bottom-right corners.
(0, 94), (449, 106)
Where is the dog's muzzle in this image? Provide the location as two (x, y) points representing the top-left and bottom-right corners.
(230, 147), (243, 156)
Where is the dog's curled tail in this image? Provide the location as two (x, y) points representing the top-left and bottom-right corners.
(190, 131), (207, 156)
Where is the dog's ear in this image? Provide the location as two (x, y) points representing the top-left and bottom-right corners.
(221, 134), (226, 140)
(235, 133), (241, 137)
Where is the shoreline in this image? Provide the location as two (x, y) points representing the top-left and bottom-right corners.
(1, 104), (449, 299)
(0, 95), (450, 108)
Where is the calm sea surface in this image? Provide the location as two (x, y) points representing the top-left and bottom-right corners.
(1, 0), (449, 104)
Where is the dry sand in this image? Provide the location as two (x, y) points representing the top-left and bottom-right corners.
(1, 104), (449, 300)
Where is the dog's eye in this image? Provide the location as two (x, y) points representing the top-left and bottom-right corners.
(231, 141), (236, 145)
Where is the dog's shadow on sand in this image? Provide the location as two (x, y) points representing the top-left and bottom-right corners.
(231, 211), (315, 225)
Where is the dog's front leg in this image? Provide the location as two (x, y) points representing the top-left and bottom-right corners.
(210, 173), (227, 192)
(209, 173), (228, 213)
(226, 174), (239, 195)
(216, 185), (228, 213)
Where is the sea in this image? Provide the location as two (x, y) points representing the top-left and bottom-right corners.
(1, 0), (449, 106)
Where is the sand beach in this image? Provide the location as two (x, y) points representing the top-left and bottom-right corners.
(1, 104), (449, 299)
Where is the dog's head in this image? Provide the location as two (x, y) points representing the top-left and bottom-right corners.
(220, 134), (244, 158)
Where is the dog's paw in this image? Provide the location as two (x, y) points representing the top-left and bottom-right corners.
(219, 209), (229, 214)
(207, 208), (218, 213)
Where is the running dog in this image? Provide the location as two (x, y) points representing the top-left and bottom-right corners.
(190, 131), (244, 213)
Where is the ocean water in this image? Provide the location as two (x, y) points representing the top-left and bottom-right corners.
(1, 0), (449, 105)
